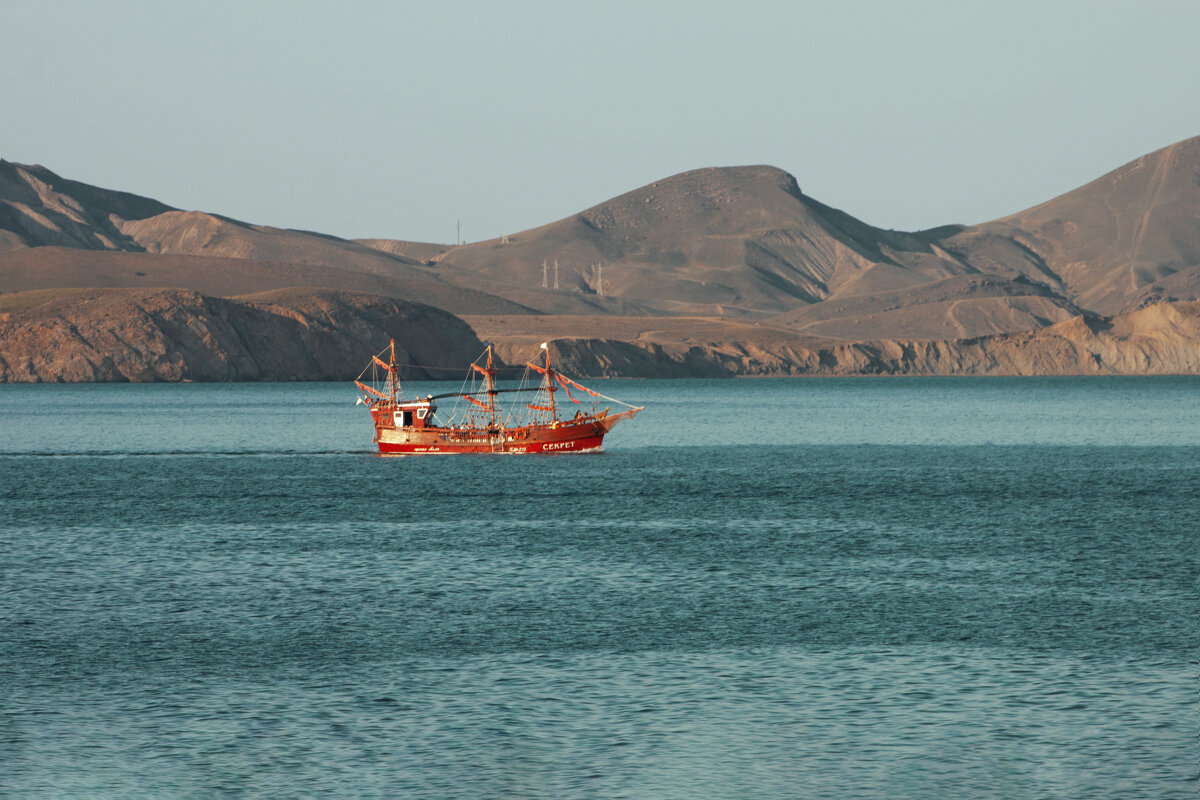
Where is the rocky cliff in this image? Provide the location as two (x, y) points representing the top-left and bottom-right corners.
(0, 288), (486, 382)
(521, 302), (1200, 378)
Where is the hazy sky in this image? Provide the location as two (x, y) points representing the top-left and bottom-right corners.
(4, 1), (1197, 243)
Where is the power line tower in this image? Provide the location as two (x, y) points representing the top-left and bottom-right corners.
(597, 261), (603, 296)
(542, 259), (548, 289)
(553, 259), (559, 290)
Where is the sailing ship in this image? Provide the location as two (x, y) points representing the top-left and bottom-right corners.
(355, 341), (643, 455)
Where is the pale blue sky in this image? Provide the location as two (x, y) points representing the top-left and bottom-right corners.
(3, 0), (1197, 243)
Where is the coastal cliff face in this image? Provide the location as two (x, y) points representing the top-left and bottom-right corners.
(3, 290), (1195, 383)
(0, 288), (485, 382)
(521, 302), (1200, 378)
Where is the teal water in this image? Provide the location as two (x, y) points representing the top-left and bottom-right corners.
(1, 377), (1198, 798)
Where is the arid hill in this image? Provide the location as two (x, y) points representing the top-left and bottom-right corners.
(0, 159), (421, 273)
(366, 137), (1200, 334)
(0, 160), (173, 251)
(0, 159), (530, 315)
(415, 165), (986, 316)
(2, 137), (1198, 380)
(944, 136), (1200, 315)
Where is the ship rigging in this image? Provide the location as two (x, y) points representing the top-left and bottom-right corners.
(355, 341), (643, 454)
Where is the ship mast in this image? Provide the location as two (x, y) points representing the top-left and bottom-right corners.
(544, 343), (557, 420)
(485, 344), (498, 430)
(388, 338), (397, 404)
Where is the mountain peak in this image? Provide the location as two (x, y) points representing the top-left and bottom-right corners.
(983, 134), (1200, 312)
(0, 160), (175, 251)
(577, 165), (804, 232)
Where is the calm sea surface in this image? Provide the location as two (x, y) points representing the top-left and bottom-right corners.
(1, 377), (1197, 799)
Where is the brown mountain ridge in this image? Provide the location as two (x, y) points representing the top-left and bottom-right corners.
(2, 138), (1198, 380)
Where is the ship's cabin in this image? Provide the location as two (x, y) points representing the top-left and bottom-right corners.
(394, 397), (436, 429)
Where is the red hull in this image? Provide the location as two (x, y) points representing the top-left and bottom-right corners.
(371, 408), (639, 455)
(376, 432), (606, 455)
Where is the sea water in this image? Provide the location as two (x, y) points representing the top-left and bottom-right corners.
(1, 377), (1197, 798)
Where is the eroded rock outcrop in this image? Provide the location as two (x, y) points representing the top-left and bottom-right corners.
(0, 288), (485, 382)
(532, 302), (1200, 377)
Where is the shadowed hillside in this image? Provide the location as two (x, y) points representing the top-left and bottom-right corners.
(0, 161), (173, 251)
